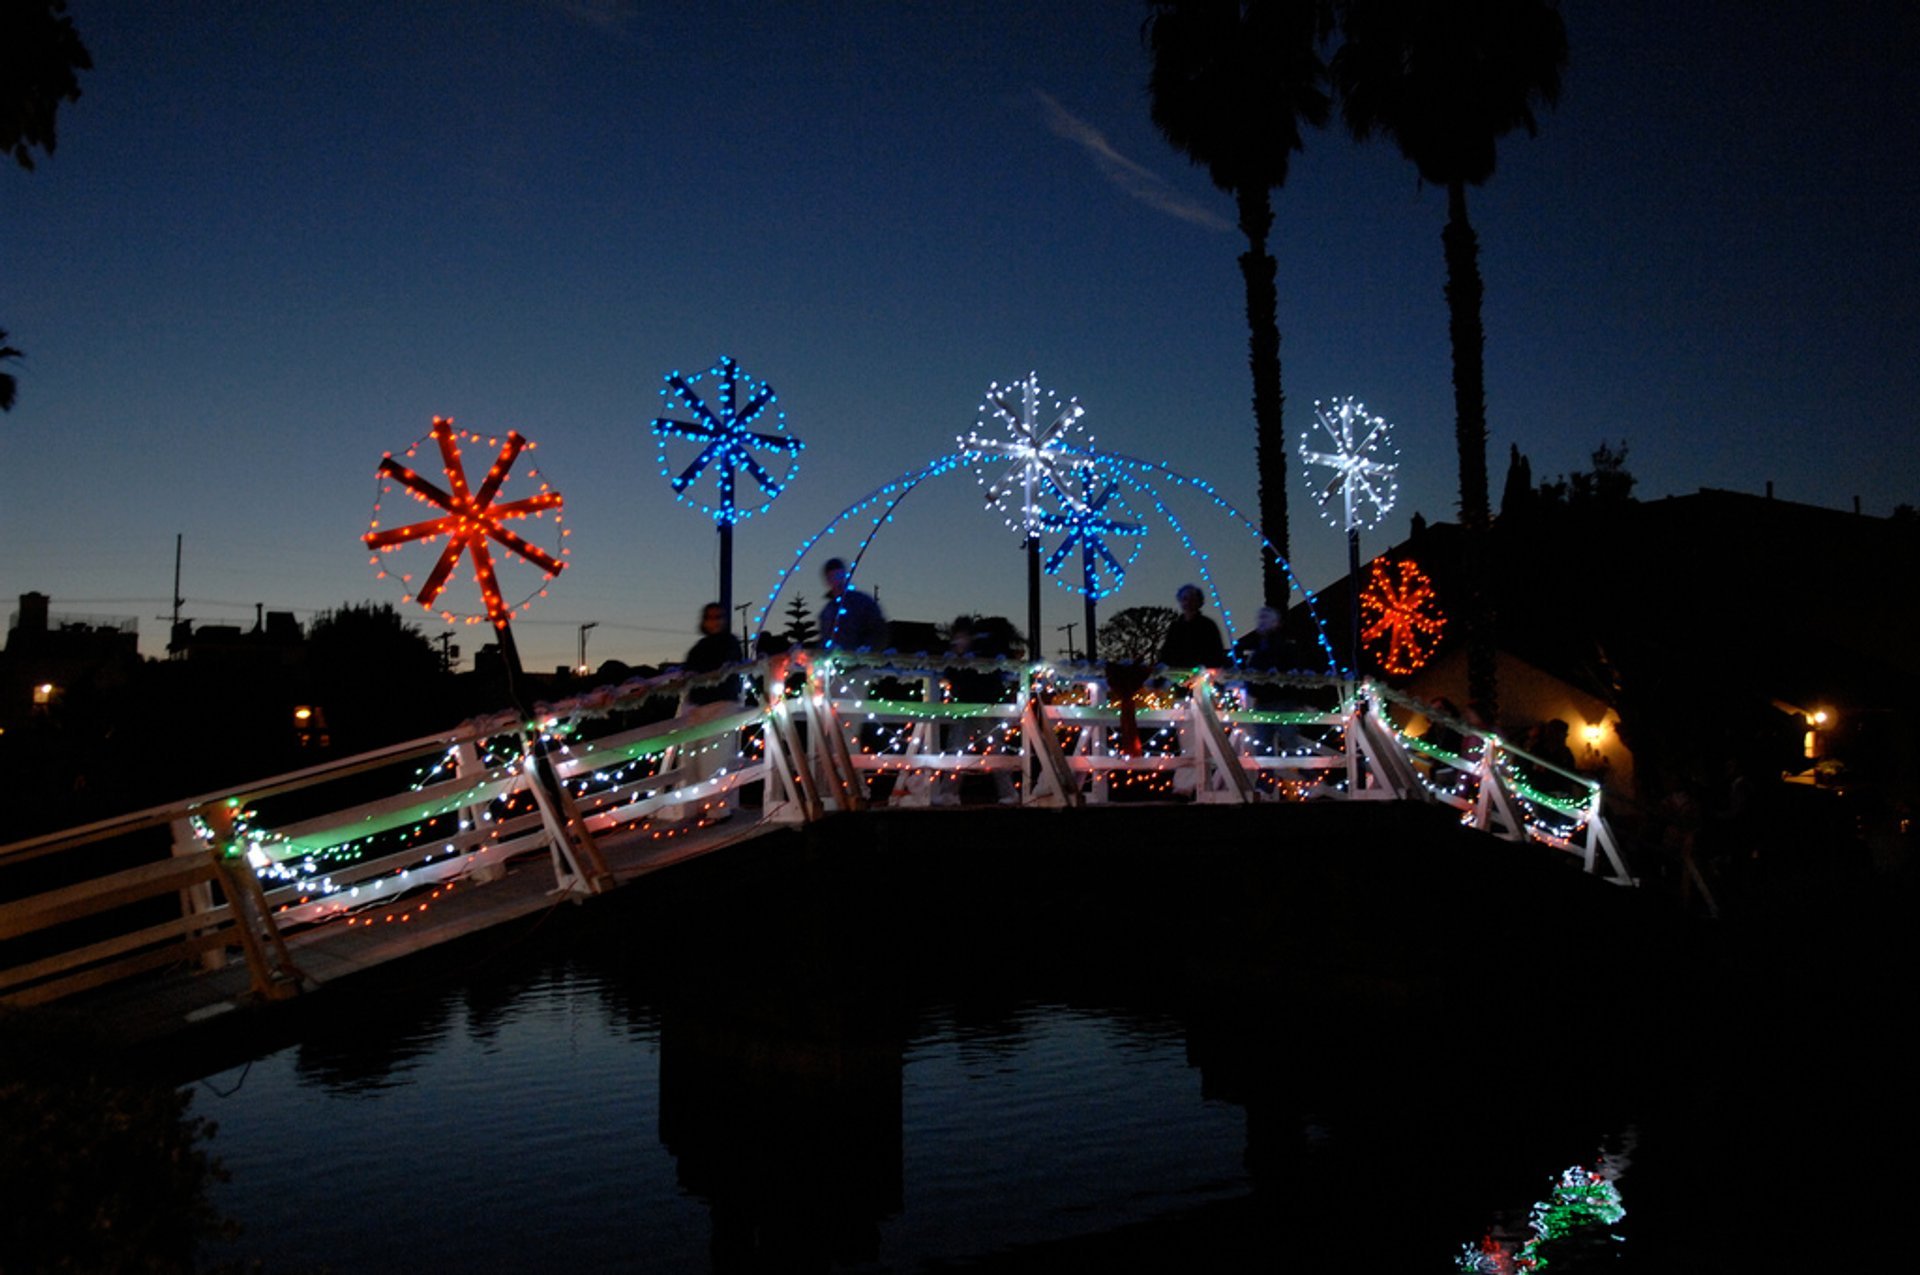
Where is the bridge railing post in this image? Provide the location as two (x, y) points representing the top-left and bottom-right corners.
(194, 800), (305, 1001)
(171, 815), (227, 973)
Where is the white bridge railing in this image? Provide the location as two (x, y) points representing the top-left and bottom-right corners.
(0, 653), (1627, 1010)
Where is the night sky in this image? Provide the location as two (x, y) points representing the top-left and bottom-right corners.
(5, 1), (1916, 671)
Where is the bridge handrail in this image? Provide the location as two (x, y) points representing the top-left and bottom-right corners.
(2, 654), (1634, 1014)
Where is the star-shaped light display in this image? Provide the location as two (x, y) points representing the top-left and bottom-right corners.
(1359, 557), (1447, 675)
(364, 417), (566, 626)
(1037, 467), (1146, 600)
(652, 355), (804, 525)
(962, 372), (1088, 535)
(1300, 396), (1399, 532)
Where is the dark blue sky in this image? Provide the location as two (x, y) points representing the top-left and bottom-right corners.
(5, 1), (1916, 669)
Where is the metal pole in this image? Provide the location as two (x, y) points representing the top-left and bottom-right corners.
(493, 619), (609, 891)
(718, 521), (734, 625)
(1026, 533), (1041, 659)
(1083, 591), (1098, 663)
(1347, 526), (1362, 677)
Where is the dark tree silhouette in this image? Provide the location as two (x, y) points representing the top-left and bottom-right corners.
(1145, 0), (1332, 606)
(1498, 442), (1534, 521)
(2, 0), (92, 412)
(1101, 605), (1177, 664)
(306, 601), (448, 750)
(0, 0), (90, 170)
(781, 594), (818, 647)
(0, 330), (20, 413)
(1538, 439), (1636, 509)
(1331, 0), (1566, 716)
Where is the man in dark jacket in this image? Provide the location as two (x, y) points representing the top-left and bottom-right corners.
(1158, 584), (1226, 669)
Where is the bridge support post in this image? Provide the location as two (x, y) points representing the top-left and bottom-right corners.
(805, 660), (869, 812)
(171, 816), (227, 972)
(521, 733), (614, 896)
(1189, 676), (1253, 804)
(196, 802), (306, 1001)
(1020, 680), (1082, 808)
(758, 675), (821, 822)
(452, 736), (507, 883)
(1471, 742), (1526, 841)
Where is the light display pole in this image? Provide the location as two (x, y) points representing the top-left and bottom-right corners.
(652, 355), (803, 626)
(963, 372), (1086, 657)
(1300, 396), (1399, 675)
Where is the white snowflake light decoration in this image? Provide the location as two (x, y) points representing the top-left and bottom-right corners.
(1299, 396), (1399, 533)
(961, 372), (1088, 535)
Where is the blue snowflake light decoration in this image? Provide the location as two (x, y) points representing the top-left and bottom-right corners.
(652, 356), (804, 525)
(1037, 465), (1147, 600)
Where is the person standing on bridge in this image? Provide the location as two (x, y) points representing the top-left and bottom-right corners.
(1232, 606), (1306, 755)
(667, 602), (745, 822)
(818, 557), (889, 652)
(1159, 584), (1227, 670)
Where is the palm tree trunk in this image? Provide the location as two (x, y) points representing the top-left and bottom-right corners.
(1442, 180), (1497, 717)
(1235, 184), (1291, 606)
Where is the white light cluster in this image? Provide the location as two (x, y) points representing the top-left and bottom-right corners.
(1299, 396), (1399, 532)
(960, 372), (1090, 536)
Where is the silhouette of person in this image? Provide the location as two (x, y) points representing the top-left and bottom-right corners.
(938, 615), (1016, 805)
(1158, 584), (1226, 669)
(667, 602), (744, 821)
(817, 557), (888, 652)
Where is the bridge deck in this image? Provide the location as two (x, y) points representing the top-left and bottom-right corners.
(2, 655), (1636, 1052)
(51, 811), (788, 1048)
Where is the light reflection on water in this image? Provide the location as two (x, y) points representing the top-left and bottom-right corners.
(196, 954), (1631, 1274)
(187, 821), (1681, 1274)
(200, 974), (1269, 1273)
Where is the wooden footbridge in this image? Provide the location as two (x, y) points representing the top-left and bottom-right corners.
(0, 651), (1628, 1043)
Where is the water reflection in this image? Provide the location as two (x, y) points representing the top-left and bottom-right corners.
(190, 826), (1677, 1272)
(660, 996), (904, 1270)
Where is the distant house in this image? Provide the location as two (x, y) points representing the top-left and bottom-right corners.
(1293, 488), (1920, 804)
(2, 591), (141, 723)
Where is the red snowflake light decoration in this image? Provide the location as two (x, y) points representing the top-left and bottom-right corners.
(364, 417), (568, 627)
(1359, 557), (1446, 675)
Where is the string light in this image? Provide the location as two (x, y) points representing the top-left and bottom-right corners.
(1359, 557), (1447, 675)
(1458, 1164), (1625, 1272)
(364, 416), (568, 627)
(1036, 463), (1146, 600)
(1299, 396), (1399, 532)
(651, 355), (803, 525)
(961, 372), (1089, 536)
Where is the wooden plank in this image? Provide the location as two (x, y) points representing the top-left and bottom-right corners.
(1, 929), (232, 1009)
(0, 855), (220, 939)
(0, 906), (233, 994)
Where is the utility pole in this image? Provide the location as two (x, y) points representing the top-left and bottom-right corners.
(1057, 621), (1079, 662)
(434, 631), (459, 674)
(576, 622), (599, 675)
(163, 533), (186, 657)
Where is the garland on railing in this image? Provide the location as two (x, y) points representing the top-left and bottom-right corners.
(154, 657), (1624, 937)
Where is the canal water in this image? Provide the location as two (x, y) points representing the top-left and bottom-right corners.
(183, 810), (1911, 1271)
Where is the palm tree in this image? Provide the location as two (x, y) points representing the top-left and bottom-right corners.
(3, 1), (92, 413)
(0, 331), (20, 412)
(1331, 0), (1566, 717)
(1145, 0), (1331, 607)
